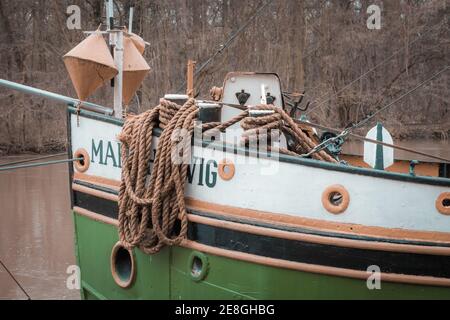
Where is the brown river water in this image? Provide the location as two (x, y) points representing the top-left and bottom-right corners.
(0, 155), (79, 300)
(0, 139), (448, 299)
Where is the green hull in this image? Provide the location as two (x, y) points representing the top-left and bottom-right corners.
(74, 212), (450, 299)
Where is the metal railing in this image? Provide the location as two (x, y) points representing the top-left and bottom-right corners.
(0, 79), (112, 115)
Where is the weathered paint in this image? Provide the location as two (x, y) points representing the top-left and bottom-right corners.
(74, 212), (170, 299)
(375, 122), (385, 170)
(363, 122), (394, 170)
(341, 154), (439, 177)
(70, 115), (123, 180)
(220, 72), (287, 147)
(68, 105), (450, 300)
(69, 110), (450, 235)
(74, 213), (450, 299)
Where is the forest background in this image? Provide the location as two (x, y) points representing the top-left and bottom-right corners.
(0, 0), (448, 154)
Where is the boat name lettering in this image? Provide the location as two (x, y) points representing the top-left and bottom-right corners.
(91, 139), (122, 168)
(188, 157), (217, 188)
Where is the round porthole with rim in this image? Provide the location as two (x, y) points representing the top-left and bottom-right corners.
(322, 184), (350, 214)
(110, 242), (136, 288)
(218, 159), (235, 181)
(188, 251), (209, 282)
(436, 192), (450, 216)
(73, 148), (90, 173)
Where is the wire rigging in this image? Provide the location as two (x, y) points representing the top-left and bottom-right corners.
(0, 259), (31, 300)
(304, 65), (450, 163)
(0, 152), (66, 168)
(305, 22), (443, 115)
(0, 157), (83, 172)
(293, 118), (450, 163)
(175, 0), (273, 93)
(349, 65), (449, 131)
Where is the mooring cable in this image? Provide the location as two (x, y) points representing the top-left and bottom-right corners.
(0, 152), (67, 168)
(197, 99), (450, 163)
(175, 0), (273, 93)
(0, 157), (83, 172)
(303, 65), (450, 163)
(0, 259), (31, 300)
(305, 22), (444, 115)
(293, 118), (450, 164)
(348, 65), (449, 131)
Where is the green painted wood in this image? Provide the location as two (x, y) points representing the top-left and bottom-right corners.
(375, 122), (384, 170)
(74, 213), (170, 300)
(74, 212), (450, 300)
(170, 246), (450, 300)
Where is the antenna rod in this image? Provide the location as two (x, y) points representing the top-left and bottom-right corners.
(106, 0), (115, 88)
(129, 7), (134, 33)
(112, 30), (124, 118)
(104, 0), (124, 118)
(107, 0), (114, 30)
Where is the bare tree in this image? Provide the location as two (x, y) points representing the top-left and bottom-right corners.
(0, 0), (448, 154)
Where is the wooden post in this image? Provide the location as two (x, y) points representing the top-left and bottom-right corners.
(186, 60), (196, 98)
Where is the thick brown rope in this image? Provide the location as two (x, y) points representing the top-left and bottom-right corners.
(117, 100), (336, 254)
(241, 105), (337, 162)
(117, 99), (245, 254)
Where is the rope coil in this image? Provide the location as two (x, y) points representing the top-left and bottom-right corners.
(242, 105), (337, 162)
(117, 100), (335, 254)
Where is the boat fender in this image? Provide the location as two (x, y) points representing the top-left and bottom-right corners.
(436, 192), (450, 215)
(322, 184), (350, 214)
(73, 148), (90, 173)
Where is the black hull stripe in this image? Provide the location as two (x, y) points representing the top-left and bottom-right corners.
(72, 182), (450, 248)
(188, 210), (450, 248)
(72, 185), (450, 279)
(188, 223), (450, 278)
(73, 190), (118, 220)
(74, 179), (118, 195)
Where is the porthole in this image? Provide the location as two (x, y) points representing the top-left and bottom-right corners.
(73, 148), (90, 173)
(110, 242), (136, 288)
(218, 159), (235, 181)
(322, 184), (350, 214)
(436, 192), (450, 216)
(188, 251), (209, 282)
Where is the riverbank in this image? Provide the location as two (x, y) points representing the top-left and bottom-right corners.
(1, 137), (449, 161)
(0, 142), (65, 157)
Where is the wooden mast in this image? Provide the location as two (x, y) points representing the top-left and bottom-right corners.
(186, 60), (196, 98)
